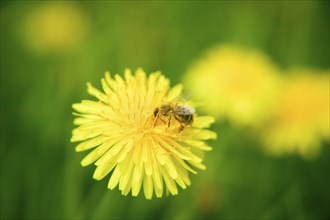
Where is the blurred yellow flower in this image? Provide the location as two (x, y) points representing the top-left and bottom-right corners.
(261, 70), (329, 158)
(23, 2), (88, 53)
(183, 44), (280, 126)
(71, 69), (217, 199)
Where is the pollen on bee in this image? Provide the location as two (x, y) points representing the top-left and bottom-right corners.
(152, 110), (182, 131)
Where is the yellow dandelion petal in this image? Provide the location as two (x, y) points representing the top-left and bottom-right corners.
(261, 70), (329, 159)
(93, 162), (116, 180)
(193, 116), (215, 128)
(71, 68), (217, 199)
(132, 165), (144, 196)
(183, 44), (280, 126)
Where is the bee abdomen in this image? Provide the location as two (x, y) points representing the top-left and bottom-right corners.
(176, 114), (194, 125)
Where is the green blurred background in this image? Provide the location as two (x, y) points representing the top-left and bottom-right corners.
(1, 1), (329, 219)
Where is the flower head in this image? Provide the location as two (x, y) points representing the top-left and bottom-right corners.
(71, 69), (217, 199)
(23, 2), (88, 53)
(261, 70), (329, 159)
(183, 44), (280, 126)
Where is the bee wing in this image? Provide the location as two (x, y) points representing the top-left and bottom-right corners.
(179, 90), (192, 101)
(167, 90), (192, 103)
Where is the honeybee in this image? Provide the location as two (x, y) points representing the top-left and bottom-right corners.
(153, 103), (195, 130)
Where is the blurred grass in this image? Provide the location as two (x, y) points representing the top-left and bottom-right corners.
(1, 1), (329, 220)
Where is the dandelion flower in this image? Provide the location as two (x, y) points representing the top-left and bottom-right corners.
(71, 68), (217, 199)
(183, 44), (280, 126)
(23, 2), (88, 53)
(261, 70), (329, 159)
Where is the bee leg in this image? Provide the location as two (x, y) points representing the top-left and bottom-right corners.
(168, 115), (172, 127)
(179, 124), (185, 132)
(153, 108), (159, 125)
(160, 118), (166, 125)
